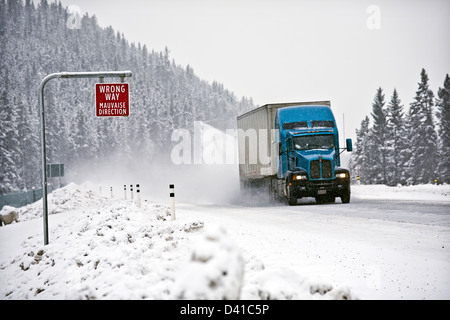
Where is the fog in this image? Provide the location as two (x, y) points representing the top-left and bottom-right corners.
(65, 123), (243, 206)
(63, 120), (351, 207)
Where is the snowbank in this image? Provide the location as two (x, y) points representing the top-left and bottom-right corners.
(0, 205), (20, 226)
(10, 182), (101, 222)
(0, 183), (353, 300)
(171, 224), (245, 300)
(352, 183), (450, 202)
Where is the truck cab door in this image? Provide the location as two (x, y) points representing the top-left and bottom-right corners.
(286, 138), (296, 171)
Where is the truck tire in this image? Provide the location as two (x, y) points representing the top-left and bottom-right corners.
(314, 196), (321, 204)
(287, 185), (297, 206)
(340, 188), (351, 203)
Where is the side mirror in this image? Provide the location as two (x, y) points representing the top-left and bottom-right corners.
(346, 138), (353, 152)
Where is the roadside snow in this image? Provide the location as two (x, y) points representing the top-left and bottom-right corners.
(0, 183), (354, 300)
(352, 183), (450, 203)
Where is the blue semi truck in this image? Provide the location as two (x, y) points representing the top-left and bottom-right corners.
(237, 101), (352, 205)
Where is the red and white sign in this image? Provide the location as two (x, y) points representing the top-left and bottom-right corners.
(95, 83), (129, 117)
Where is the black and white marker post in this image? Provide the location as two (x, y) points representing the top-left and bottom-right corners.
(136, 184), (141, 208)
(170, 184), (175, 220)
(130, 184), (133, 200)
(124, 185), (127, 200)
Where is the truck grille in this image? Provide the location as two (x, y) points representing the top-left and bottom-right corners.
(322, 160), (332, 178)
(310, 160), (320, 179)
(310, 159), (332, 179)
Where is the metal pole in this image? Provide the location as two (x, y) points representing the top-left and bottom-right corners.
(39, 71), (132, 245)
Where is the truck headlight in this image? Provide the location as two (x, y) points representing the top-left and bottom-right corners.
(293, 174), (308, 180)
(336, 172), (348, 179)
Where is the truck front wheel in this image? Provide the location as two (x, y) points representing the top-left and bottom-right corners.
(340, 187), (351, 203)
(287, 185), (297, 206)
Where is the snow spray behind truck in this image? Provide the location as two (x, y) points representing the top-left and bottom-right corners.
(237, 101), (353, 205)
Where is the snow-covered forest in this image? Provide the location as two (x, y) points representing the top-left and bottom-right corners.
(0, 0), (255, 194)
(350, 69), (450, 186)
(2, 0), (449, 195)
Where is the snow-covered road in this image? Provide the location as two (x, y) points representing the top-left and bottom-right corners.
(175, 185), (450, 299)
(1, 183), (449, 300)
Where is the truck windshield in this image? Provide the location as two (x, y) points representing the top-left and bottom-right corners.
(293, 134), (335, 150)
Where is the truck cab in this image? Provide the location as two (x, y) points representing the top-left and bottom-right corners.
(275, 105), (352, 205)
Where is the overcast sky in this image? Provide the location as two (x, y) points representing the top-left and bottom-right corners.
(55, 0), (450, 143)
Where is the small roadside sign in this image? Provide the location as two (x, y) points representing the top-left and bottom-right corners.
(47, 164), (64, 177)
(95, 83), (129, 117)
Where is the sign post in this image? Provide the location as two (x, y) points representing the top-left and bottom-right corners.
(39, 71), (132, 245)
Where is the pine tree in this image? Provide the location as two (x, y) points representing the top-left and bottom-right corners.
(352, 116), (372, 184)
(0, 1), (255, 192)
(436, 74), (450, 183)
(386, 88), (407, 185)
(0, 91), (20, 193)
(406, 68), (438, 184)
(369, 87), (388, 184)
(68, 108), (90, 165)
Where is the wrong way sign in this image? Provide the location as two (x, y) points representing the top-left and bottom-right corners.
(96, 83), (129, 117)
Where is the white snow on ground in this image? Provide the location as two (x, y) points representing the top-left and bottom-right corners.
(0, 183), (351, 300)
(0, 183), (449, 300)
(352, 183), (450, 202)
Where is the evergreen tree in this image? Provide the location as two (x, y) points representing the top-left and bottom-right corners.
(16, 94), (31, 190)
(0, 90), (20, 193)
(352, 116), (372, 184)
(0, 0), (255, 193)
(386, 88), (407, 185)
(436, 74), (450, 183)
(406, 68), (438, 184)
(369, 87), (388, 184)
